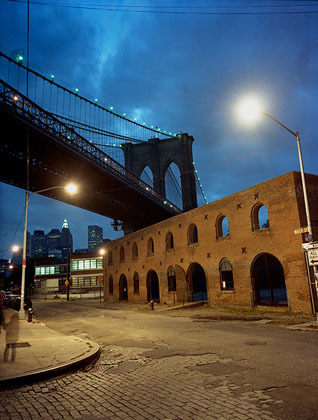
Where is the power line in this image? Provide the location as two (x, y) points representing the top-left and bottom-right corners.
(6, 0), (318, 14)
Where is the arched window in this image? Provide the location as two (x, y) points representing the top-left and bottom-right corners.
(165, 231), (174, 251)
(147, 237), (154, 255)
(119, 246), (125, 262)
(132, 242), (138, 260)
(187, 223), (198, 245)
(109, 275), (114, 295)
(133, 272), (140, 294)
(108, 251), (113, 266)
(219, 258), (234, 291)
(251, 204), (270, 231)
(167, 266), (176, 292)
(216, 215), (229, 239)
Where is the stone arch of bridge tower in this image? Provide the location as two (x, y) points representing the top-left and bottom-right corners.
(121, 133), (197, 211)
(139, 164), (155, 188)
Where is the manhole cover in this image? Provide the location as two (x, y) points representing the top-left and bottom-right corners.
(245, 341), (267, 346)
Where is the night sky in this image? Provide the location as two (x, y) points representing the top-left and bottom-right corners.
(1, 0), (318, 259)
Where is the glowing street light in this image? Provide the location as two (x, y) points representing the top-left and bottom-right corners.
(236, 95), (318, 316)
(99, 248), (106, 256)
(11, 245), (20, 253)
(19, 183), (78, 320)
(235, 95), (263, 125)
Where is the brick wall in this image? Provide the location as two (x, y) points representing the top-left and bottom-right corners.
(103, 171), (318, 313)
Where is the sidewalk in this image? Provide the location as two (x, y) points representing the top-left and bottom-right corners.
(0, 308), (100, 385)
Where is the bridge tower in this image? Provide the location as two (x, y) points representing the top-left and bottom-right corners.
(121, 133), (197, 212)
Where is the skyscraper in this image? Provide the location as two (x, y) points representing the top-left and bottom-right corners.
(88, 225), (103, 251)
(60, 219), (73, 259)
(46, 229), (61, 253)
(31, 230), (47, 258)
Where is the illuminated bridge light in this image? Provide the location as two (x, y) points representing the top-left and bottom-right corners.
(123, 113), (126, 117)
(94, 98), (98, 102)
(151, 125), (154, 129)
(134, 118), (137, 121)
(110, 106), (114, 111)
(50, 74), (55, 80)
(143, 122), (146, 125)
(13, 95), (19, 101)
(164, 200), (167, 204)
(75, 88), (79, 93)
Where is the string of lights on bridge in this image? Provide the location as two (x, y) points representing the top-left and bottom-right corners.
(1, 49), (208, 206)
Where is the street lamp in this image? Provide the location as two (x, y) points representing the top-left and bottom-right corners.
(19, 183), (78, 319)
(11, 245), (20, 253)
(98, 248), (106, 303)
(236, 96), (318, 316)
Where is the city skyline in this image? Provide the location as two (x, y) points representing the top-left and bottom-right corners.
(0, 1), (317, 260)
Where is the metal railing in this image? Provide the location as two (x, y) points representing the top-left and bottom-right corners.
(0, 79), (181, 214)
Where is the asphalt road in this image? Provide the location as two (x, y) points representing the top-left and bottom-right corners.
(2, 300), (318, 419)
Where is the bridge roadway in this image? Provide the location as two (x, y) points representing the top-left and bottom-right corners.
(0, 80), (180, 232)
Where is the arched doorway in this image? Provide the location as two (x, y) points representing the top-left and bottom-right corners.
(251, 253), (287, 305)
(146, 270), (160, 302)
(187, 263), (208, 301)
(119, 274), (128, 301)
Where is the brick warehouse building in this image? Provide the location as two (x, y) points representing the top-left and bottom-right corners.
(102, 171), (318, 313)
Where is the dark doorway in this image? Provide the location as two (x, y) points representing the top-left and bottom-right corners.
(146, 270), (160, 302)
(252, 253), (287, 305)
(119, 274), (128, 301)
(187, 263), (207, 301)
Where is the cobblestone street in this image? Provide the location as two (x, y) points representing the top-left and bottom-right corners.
(1, 350), (278, 420)
(1, 302), (317, 420)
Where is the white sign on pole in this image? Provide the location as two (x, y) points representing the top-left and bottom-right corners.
(302, 241), (318, 251)
(308, 249), (318, 266)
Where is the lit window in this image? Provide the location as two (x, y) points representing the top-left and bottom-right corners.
(91, 259), (97, 269)
(71, 261), (78, 270)
(78, 260), (84, 270)
(220, 258), (234, 291)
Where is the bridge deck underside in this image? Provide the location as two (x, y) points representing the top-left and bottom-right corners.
(0, 105), (177, 231)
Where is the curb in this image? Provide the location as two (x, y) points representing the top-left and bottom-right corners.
(0, 339), (100, 388)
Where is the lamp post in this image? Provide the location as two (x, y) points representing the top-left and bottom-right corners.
(98, 248), (106, 303)
(236, 96), (318, 317)
(19, 183), (77, 320)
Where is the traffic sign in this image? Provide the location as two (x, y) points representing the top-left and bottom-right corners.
(308, 249), (318, 266)
(97, 275), (103, 284)
(65, 279), (69, 286)
(302, 241), (318, 251)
